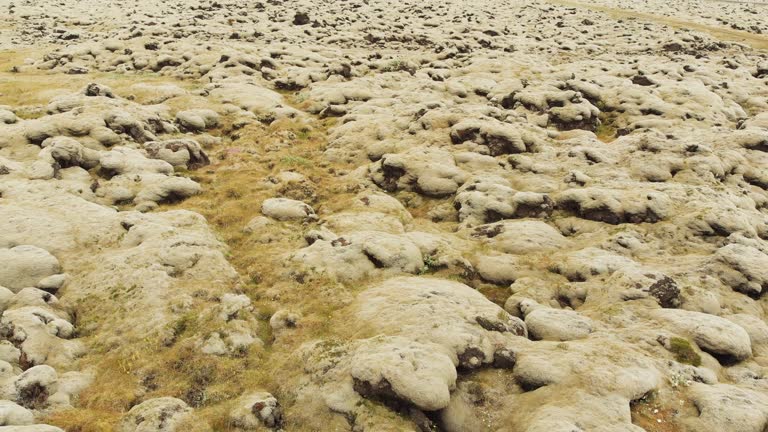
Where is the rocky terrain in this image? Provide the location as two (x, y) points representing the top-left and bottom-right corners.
(0, 0), (767, 430)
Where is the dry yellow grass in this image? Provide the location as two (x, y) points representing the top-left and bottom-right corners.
(0, 49), (198, 110)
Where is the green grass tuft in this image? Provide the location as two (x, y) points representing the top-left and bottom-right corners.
(669, 337), (701, 366)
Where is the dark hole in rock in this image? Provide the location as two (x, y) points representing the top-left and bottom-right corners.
(516, 375), (548, 392)
(17, 383), (49, 409)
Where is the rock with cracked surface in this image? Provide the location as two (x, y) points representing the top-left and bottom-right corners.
(454, 176), (554, 226)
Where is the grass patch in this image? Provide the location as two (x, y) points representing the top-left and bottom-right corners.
(44, 408), (121, 432)
(280, 155), (312, 167)
(595, 119), (618, 142)
(417, 254), (441, 275)
(595, 111), (620, 142)
(0, 48), (197, 107)
(296, 128), (312, 140)
(668, 337), (701, 366)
